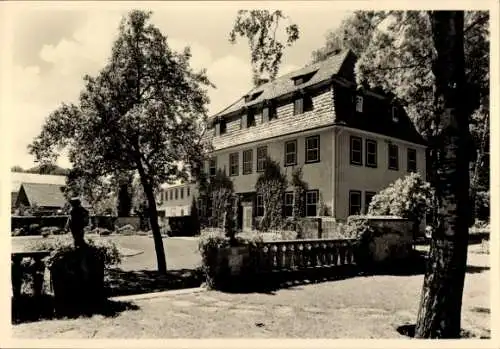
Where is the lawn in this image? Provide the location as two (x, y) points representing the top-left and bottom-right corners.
(11, 244), (490, 339)
(12, 235), (203, 298)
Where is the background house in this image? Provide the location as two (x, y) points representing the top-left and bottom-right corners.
(15, 183), (67, 215)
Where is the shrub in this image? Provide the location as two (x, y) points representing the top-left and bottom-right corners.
(198, 229), (230, 289)
(28, 236), (121, 269)
(28, 224), (41, 236)
(116, 224), (135, 234)
(12, 228), (26, 237)
(255, 156), (288, 231)
(368, 173), (434, 225)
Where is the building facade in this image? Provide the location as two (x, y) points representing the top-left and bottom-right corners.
(158, 50), (426, 230)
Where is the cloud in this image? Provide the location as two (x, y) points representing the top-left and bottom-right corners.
(8, 9), (302, 169)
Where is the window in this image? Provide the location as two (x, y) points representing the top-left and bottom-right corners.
(187, 187), (190, 197)
(169, 190), (173, 200)
(284, 140), (297, 166)
(365, 139), (377, 167)
(284, 192), (294, 217)
(388, 144), (399, 170)
(229, 152), (239, 176)
(175, 188), (178, 200)
(269, 105), (277, 121)
(209, 157), (217, 177)
(293, 97), (303, 115)
(392, 106), (399, 123)
(349, 190), (362, 216)
(365, 191), (376, 214)
(164, 190), (168, 202)
(306, 190), (319, 217)
(304, 94), (313, 112)
(256, 194), (264, 217)
(219, 119), (227, 135)
(247, 110), (256, 127)
(180, 188), (184, 199)
(242, 149), (253, 174)
(257, 146), (267, 172)
(305, 135), (320, 163)
(407, 148), (417, 172)
(180, 209), (184, 216)
(355, 95), (363, 113)
(350, 136), (362, 165)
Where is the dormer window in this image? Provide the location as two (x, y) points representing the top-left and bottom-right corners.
(294, 93), (313, 115)
(392, 106), (399, 123)
(291, 70), (318, 86)
(244, 91), (263, 103)
(355, 95), (363, 113)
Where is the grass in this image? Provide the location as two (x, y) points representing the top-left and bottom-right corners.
(12, 247), (489, 339)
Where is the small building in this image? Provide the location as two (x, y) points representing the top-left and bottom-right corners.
(15, 183), (67, 214)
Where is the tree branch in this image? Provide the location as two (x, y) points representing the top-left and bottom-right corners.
(464, 13), (489, 35)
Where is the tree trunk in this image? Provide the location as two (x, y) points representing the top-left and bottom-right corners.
(415, 11), (470, 338)
(137, 163), (167, 274)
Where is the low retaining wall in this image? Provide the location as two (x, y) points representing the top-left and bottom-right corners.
(115, 217), (141, 230)
(348, 215), (414, 263)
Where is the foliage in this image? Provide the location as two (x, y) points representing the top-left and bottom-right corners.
(312, 11), (489, 213)
(255, 156), (288, 231)
(368, 173), (435, 224)
(28, 235), (122, 269)
(28, 10), (213, 273)
(203, 169), (234, 228)
(290, 166), (308, 221)
(190, 196), (201, 236)
(11, 165), (24, 172)
(229, 9), (300, 86)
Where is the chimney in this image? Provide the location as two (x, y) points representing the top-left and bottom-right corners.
(256, 77), (270, 87)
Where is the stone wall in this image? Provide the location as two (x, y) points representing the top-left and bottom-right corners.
(348, 215), (414, 263)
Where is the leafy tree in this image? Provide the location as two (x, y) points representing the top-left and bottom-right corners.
(255, 156), (287, 231)
(229, 10), (299, 86)
(206, 169), (234, 229)
(11, 165), (24, 173)
(25, 163), (69, 175)
(28, 10), (212, 273)
(312, 11), (489, 219)
(413, 11), (470, 338)
(116, 174), (133, 217)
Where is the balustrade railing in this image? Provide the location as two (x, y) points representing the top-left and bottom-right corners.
(11, 251), (50, 298)
(251, 238), (358, 273)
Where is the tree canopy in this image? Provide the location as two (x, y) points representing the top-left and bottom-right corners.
(29, 10), (213, 272)
(229, 10), (299, 86)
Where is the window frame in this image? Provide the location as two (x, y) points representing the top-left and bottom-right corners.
(209, 157), (217, 177)
(169, 190), (173, 200)
(283, 192), (294, 217)
(350, 136), (363, 166)
(303, 94), (314, 112)
(355, 95), (364, 113)
(175, 188), (178, 200)
(407, 148), (417, 173)
(229, 152), (239, 176)
(242, 149), (253, 175)
(365, 139), (378, 168)
(256, 146), (267, 172)
(388, 143), (399, 171)
(247, 110), (256, 128)
(219, 119), (227, 135)
(180, 187), (184, 200)
(305, 135), (320, 164)
(364, 191), (376, 214)
(284, 140), (297, 167)
(391, 106), (399, 123)
(256, 194), (264, 217)
(349, 190), (362, 216)
(293, 97), (304, 115)
(305, 190), (319, 217)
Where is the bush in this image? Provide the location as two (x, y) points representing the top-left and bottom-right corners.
(12, 228), (26, 237)
(28, 236), (122, 269)
(116, 224), (135, 234)
(28, 224), (41, 236)
(368, 173), (434, 225)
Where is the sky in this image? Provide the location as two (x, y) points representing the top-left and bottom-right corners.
(4, 2), (350, 169)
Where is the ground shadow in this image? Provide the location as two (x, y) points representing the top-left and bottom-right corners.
(396, 323), (488, 339)
(12, 295), (139, 324)
(105, 268), (203, 297)
(220, 265), (361, 295)
(466, 265), (490, 274)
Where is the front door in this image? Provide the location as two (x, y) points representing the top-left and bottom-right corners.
(242, 206), (253, 232)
